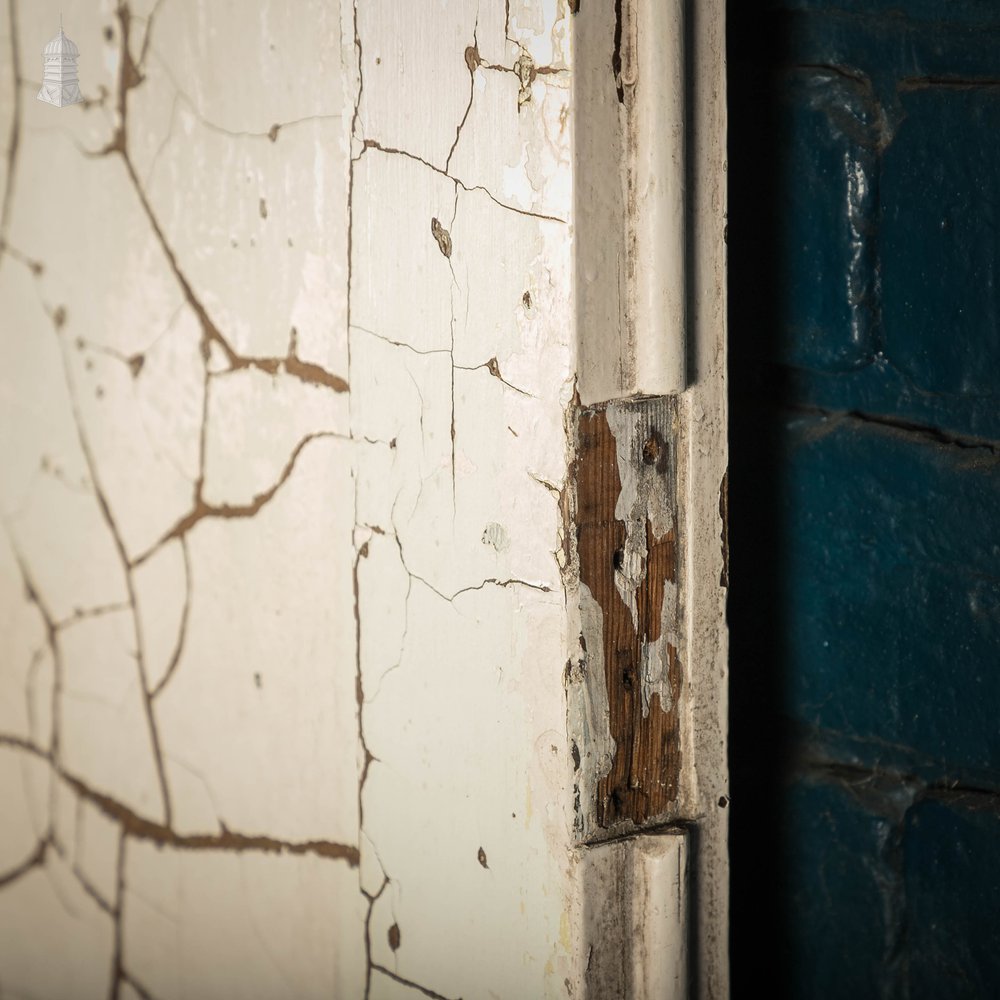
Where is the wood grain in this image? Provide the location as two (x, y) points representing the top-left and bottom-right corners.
(574, 398), (683, 832)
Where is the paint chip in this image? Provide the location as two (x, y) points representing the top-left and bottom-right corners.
(477, 846), (488, 869)
(430, 217), (452, 258)
(514, 52), (536, 108)
(481, 522), (510, 553)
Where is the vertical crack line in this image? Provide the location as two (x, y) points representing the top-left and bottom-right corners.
(25, 647), (47, 750)
(135, 0), (166, 72)
(349, 0), (364, 148)
(101, 9), (238, 375)
(346, 0), (363, 387)
(143, 87), (180, 189)
(119, 150), (237, 369)
(344, 8), (378, 991)
(3, 526), (66, 829)
(193, 365), (210, 510)
(107, 828), (127, 1000)
(352, 478), (369, 833)
(52, 326), (173, 827)
(0, 0), (22, 255)
(70, 862), (115, 916)
(149, 536), (190, 699)
(448, 183), (460, 514)
(444, 13), (479, 172)
(353, 479), (382, 1000)
(362, 875), (389, 1000)
(612, 0), (625, 104)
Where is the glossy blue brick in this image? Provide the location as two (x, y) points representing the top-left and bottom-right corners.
(775, 69), (879, 373)
(781, 356), (1000, 443)
(904, 796), (1000, 997)
(773, 0), (1000, 27)
(784, 779), (894, 998)
(881, 88), (1000, 403)
(758, 14), (1000, 439)
(783, 11), (1000, 84)
(783, 415), (1000, 786)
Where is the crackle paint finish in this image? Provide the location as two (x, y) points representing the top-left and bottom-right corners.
(0, 0), (728, 997)
(0, 1), (576, 996)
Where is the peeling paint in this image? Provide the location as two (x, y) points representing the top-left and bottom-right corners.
(567, 582), (617, 833)
(0, 0), (727, 994)
(481, 521), (511, 552)
(569, 398), (684, 838)
(430, 216), (453, 258)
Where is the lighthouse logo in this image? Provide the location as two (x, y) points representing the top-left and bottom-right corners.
(37, 20), (83, 108)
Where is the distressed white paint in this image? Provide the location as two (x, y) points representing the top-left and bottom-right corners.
(633, 0), (688, 395)
(607, 404), (678, 631)
(675, 0), (731, 991)
(604, 405), (683, 723)
(640, 576), (681, 719)
(0, 853), (115, 999)
(567, 581), (617, 832)
(581, 830), (690, 998)
(575, 0), (688, 405)
(0, 0), (727, 997)
(567, 0), (730, 988)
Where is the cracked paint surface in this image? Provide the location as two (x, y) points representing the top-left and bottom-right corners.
(1, 1), (580, 998)
(567, 399), (684, 839)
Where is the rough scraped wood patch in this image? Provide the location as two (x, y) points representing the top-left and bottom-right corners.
(569, 397), (683, 839)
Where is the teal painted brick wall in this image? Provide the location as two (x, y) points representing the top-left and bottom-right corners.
(729, 0), (1000, 994)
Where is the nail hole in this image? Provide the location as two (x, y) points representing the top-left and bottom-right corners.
(642, 434), (662, 465)
(612, 549), (624, 570)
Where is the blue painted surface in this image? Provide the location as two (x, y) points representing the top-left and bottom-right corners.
(728, 0), (1000, 993)
(774, 0), (1000, 27)
(904, 797), (1000, 998)
(783, 780), (895, 997)
(775, 69), (879, 373)
(881, 89), (1000, 406)
(783, 416), (1000, 786)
